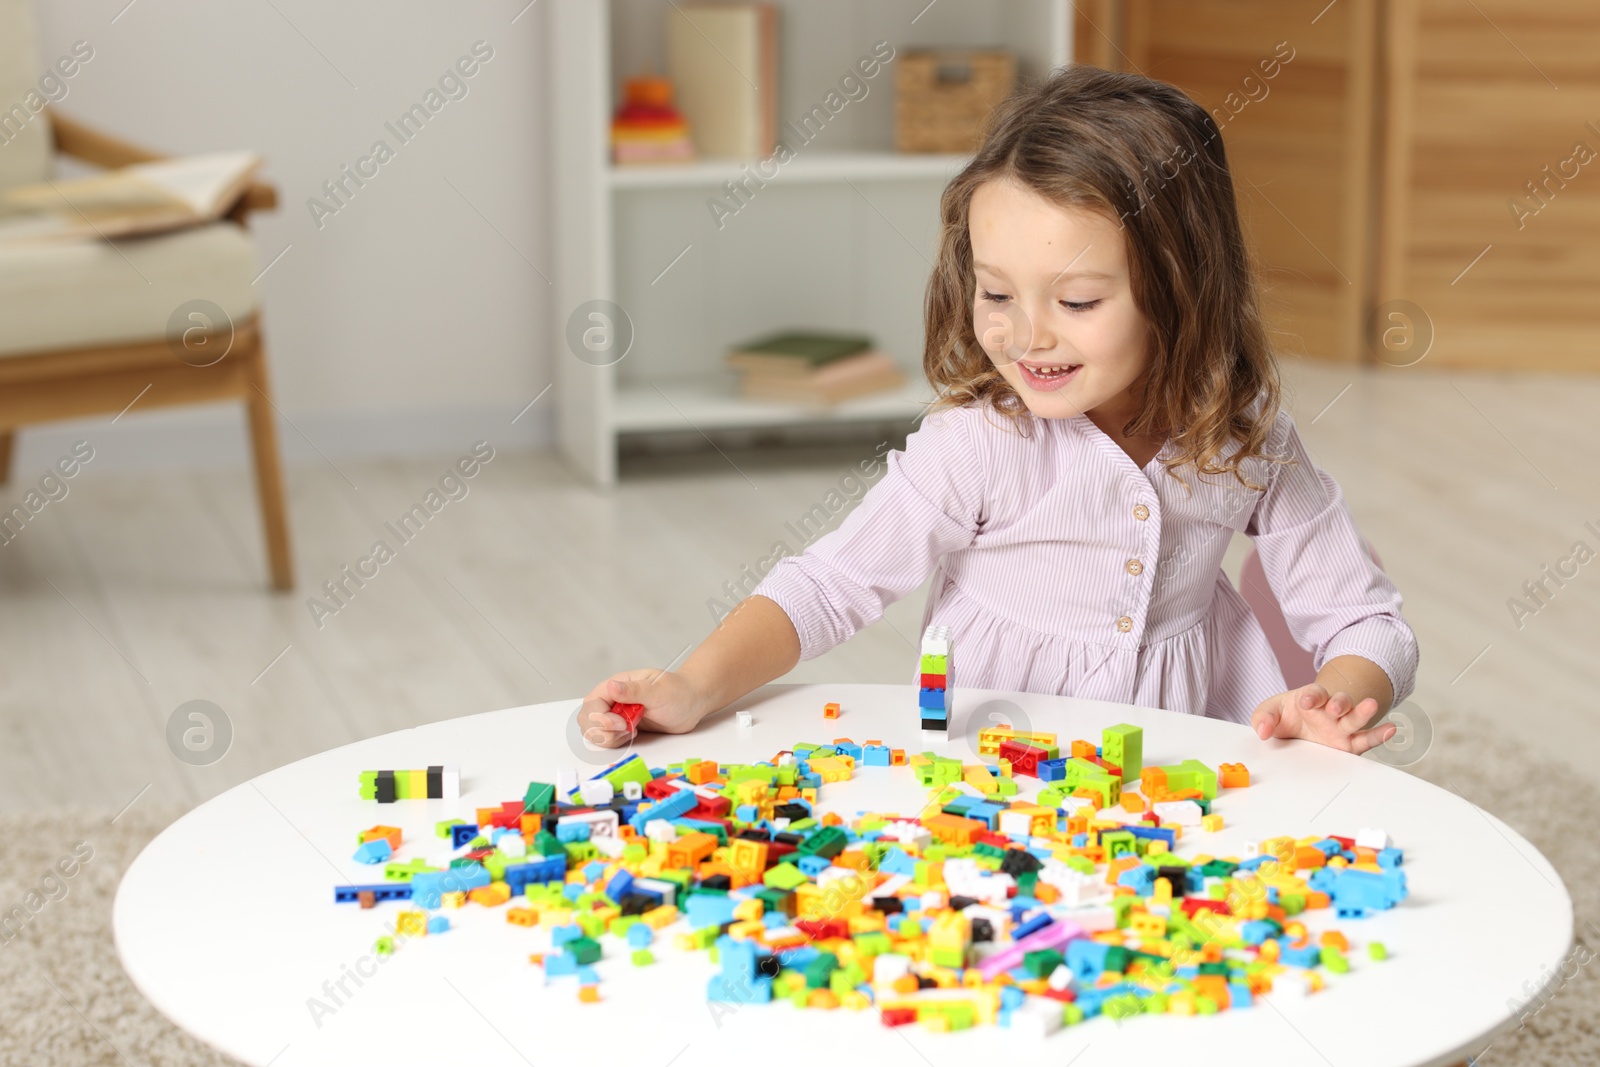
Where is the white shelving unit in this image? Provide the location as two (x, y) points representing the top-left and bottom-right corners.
(549, 0), (1073, 484)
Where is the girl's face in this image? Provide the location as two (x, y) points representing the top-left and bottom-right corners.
(969, 176), (1150, 423)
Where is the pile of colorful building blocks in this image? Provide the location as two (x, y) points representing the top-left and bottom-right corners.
(336, 723), (1406, 1033)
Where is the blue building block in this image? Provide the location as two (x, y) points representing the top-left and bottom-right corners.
(1280, 943), (1322, 967)
(1037, 758), (1068, 782)
(628, 787), (696, 831)
(1378, 847), (1404, 869)
(862, 745), (891, 767)
(550, 923), (582, 946)
(353, 839), (392, 864)
(450, 823), (481, 849)
(626, 923), (654, 948)
(1117, 865), (1156, 895)
(410, 864), (490, 908)
(544, 953), (578, 977)
(427, 916), (451, 934)
(880, 847), (918, 876)
(1125, 825), (1178, 850)
(686, 893), (739, 930)
(333, 882), (412, 904)
(1067, 940), (1116, 982)
(832, 740), (863, 760)
(797, 854), (831, 877)
(918, 687), (946, 710)
(1331, 868), (1408, 918)
(556, 821), (592, 843)
(503, 855), (566, 895)
(606, 869), (635, 903)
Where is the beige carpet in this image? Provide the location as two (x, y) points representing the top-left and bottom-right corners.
(1, 709), (1595, 1066)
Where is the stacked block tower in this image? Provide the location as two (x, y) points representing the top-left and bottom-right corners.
(918, 624), (951, 734)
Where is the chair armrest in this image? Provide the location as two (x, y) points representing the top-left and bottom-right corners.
(43, 107), (279, 224)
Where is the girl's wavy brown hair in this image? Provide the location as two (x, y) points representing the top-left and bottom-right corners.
(923, 64), (1287, 492)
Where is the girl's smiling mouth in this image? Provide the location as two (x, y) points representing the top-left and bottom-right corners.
(1018, 361), (1082, 391)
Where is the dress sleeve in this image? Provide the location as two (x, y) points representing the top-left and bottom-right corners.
(1245, 411), (1419, 705)
(750, 405), (988, 661)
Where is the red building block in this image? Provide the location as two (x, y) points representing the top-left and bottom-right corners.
(999, 739), (1046, 778)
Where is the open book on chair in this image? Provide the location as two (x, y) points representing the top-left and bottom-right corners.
(0, 150), (263, 244)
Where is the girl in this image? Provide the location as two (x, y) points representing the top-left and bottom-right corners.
(579, 65), (1417, 755)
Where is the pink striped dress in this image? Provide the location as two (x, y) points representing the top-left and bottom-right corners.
(751, 400), (1418, 724)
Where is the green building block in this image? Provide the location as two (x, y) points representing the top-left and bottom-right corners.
(601, 756), (654, 792)
(919, 653), (948, 674)
(1023, 949), (1064, 978)
(802, 952), (839, 988)
(374, 936), (395, 956)
(566, 937), (602, 965)
(435, 818), (467, 839)
(383, 858), (436, 882)
(1369, 941), (1388, 961)
(523, 781), (555, 814)
(764, 863), (809, 891)
(631, 949), (654, 966)
(1102, 723), (1143, 782)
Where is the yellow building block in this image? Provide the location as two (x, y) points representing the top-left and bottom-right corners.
(1202, 814), (1224, 832)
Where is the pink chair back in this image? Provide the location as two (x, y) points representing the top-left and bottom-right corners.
(1238, 539), (1384, 690)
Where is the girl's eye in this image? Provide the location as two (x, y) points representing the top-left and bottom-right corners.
(979, 290), (1009, 304)
(1062, 300), (1101, 313)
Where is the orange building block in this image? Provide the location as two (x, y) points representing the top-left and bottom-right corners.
(1120, 791), (1147, 813)
(823, 702), (841, 719)
(1220, 762), (1251, 788)
(469, 882), (512, 907)
(922, 812), (985, 846)
(1141, 767), (1167, 792)
(360, 825), (402, 850)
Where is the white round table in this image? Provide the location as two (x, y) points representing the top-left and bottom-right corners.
(114, 684), (1572, 1067)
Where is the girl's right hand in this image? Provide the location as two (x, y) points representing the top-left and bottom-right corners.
(575, 669), (705, 749)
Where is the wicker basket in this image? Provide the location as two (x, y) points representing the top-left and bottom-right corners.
(895, 50), (1016, 154)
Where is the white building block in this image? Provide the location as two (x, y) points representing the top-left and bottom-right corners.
(578, 779), (615, 805)
(736, 711), (753, 728)
(873, 953), (913, 988)
(1356, 827), (1391, 851)
(1007, 997), (1064, 1037)
(998, 811), (1034, 838)
(1153, 800), (1203, 826)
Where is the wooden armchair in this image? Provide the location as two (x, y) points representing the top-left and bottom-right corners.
(0, 108), (293, 590)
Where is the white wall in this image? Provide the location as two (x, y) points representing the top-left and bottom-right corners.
(22, 0), (552, 468)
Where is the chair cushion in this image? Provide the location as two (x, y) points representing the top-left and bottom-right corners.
(0, 0), (52, 193)
(0, 222), (261, 357)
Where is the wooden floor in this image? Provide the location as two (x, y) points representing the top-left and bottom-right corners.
(1, 356), (1596, 815)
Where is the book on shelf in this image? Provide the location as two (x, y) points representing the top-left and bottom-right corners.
(726, 329), (875, 376)
(666, 3), (778, 159)
(738, 349), (907, 405)
(0, 150), (263, 244)
(725, 329), (906, 405)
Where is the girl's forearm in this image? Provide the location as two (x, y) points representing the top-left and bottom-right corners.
(1316, 654), (1395, 724)
(677, 595), (801, 719)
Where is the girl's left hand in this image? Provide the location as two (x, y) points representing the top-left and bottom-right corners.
(1250, 682), (1397, 755)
